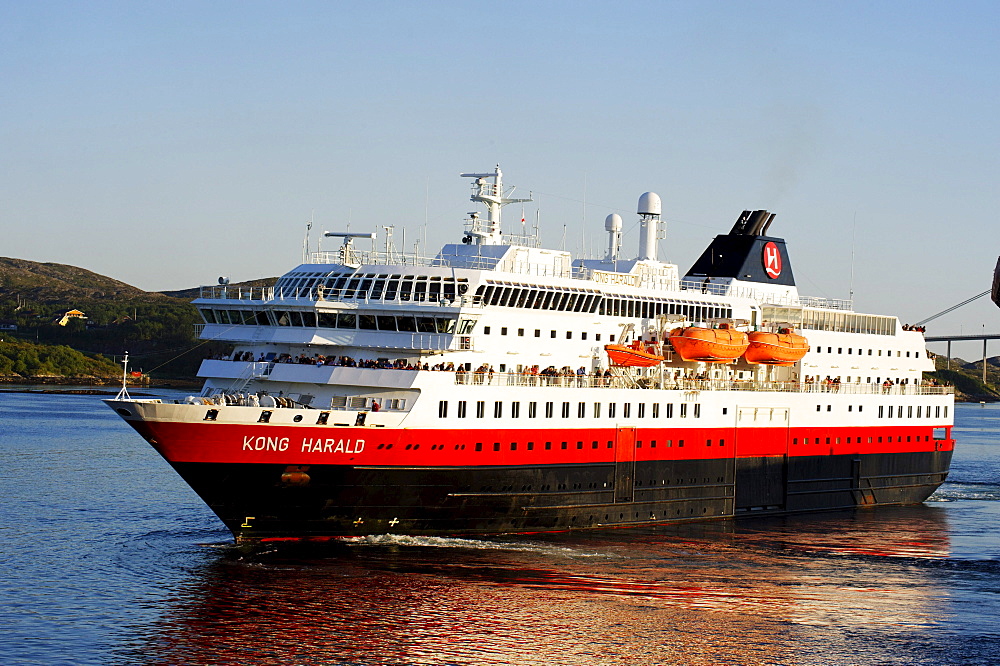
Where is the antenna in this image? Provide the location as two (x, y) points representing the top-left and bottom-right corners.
(115, 352), (132, 400)
(302, 213), (314, 263)
(849, 211), (857, 302)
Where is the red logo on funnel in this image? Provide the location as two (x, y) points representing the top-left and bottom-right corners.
(762, 242), (782, 279)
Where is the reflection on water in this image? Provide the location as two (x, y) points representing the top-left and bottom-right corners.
(116, 506), (998, 666)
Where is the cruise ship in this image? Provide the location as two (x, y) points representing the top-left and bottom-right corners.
(106, 167), (955, 545)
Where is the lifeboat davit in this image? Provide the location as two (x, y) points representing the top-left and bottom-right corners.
(605, 341), (665, 367)
(668, 325), (749, 363)
(744, 328), (810, 366)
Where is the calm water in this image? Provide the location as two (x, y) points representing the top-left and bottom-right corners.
(2, 391), (999, 665)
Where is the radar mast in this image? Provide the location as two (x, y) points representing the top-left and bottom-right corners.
(459, 165), (532, 245)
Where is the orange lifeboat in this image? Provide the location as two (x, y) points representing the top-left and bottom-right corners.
(744, 328), (809, 366)
(605, 340), (665, 367)
(668, 325), (749, 363)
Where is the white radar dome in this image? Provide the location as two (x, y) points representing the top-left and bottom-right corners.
(605, 213), (623, 232)
(637, 192), (661, 216)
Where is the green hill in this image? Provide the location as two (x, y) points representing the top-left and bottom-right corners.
(0, 339), (121, 380)
(0, 257), (274, 381)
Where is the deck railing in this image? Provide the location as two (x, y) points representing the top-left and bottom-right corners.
(451, 371), (952, 395)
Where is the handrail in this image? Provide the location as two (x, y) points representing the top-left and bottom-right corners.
(451, 371), (951, 395)
(205, 358), (951, 395)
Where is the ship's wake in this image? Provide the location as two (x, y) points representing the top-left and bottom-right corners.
(339, 533), (618, 558)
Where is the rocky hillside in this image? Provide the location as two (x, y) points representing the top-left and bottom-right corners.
(0, 257), (153, 302)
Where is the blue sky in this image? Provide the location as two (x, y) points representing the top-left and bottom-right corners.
(2, 1), (998, 357)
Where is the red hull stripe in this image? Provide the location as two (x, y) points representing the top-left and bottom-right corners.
(131, 420), (954, 466)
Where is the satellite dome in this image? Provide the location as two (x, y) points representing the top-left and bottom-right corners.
(637, 192), (661, 216)
(605, 213), (623, 232)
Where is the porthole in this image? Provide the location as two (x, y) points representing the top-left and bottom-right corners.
(293, 414), (303, 423)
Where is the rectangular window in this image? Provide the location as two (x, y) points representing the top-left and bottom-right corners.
(551, 330), (557, 338)
(545, 402), (554, 418)
(494, 401), (503, 418)
(694, 404), (701, 418)
(438, 401), (448, 418)
(476, 401), (485, 418)
(566, 331), (572, 339)
(501, 327), (508, 335)
(680, 403), (687, 418)
(638, 403), (645, 418)
(593, 402), (601, 418)
(609, 403), (617, 418)
(879, 406), (884, 418)
(518, 328), (524, 336)
(562, 402), (570, 418)
(528, 402), (538, 418)
(665, 403), (673, 418)
(652, 403), (659, 418)
(475, 442), (483, 451)
(535, 329), (541, 337)
(623, 403), (631, 418)
(511, 402), (520, 418)
(581, 332), (588, 340)
(457, 401), (467, 418)
(578, 402), (586, 418)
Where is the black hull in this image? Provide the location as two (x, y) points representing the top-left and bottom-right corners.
(170, 450), (953, 544)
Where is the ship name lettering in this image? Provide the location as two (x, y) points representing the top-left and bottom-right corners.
(592, 270), (639, 287)
(300, 438), (366, 454)
(242, 435), (290, 452)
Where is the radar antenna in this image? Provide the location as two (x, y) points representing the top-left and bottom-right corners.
(459, 165), (532, 245)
